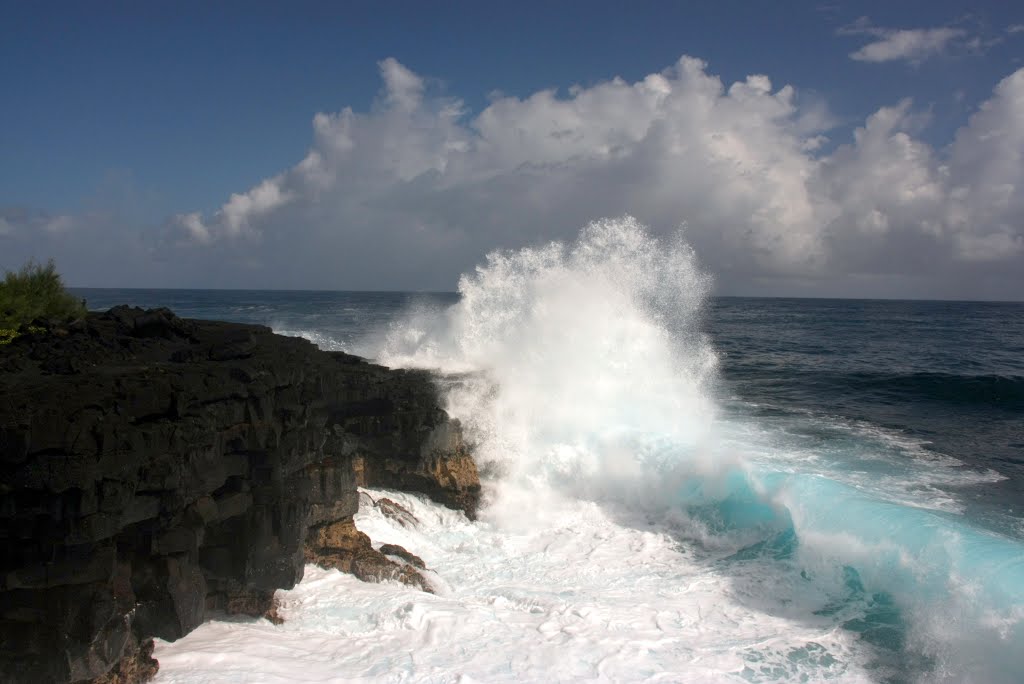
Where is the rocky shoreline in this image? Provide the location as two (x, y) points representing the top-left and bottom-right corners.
(0, 306), (480, 683)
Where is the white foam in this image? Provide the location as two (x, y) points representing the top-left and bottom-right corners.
(271, 328), (349, 352)
(376, 217), (720, 524)
(155, 489), (873, 683)
(713, 407), (1005, 516)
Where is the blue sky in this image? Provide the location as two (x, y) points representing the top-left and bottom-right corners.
(2, 1), (1023, 298)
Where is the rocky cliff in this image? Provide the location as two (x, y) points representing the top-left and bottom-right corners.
(0, 306), (479, 683)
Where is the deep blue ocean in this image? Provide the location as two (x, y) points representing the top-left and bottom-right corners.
(74, 287), (1024, 682)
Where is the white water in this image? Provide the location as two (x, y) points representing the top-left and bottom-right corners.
(156, 218), (1024, 682)
(157, 488), (871, 683)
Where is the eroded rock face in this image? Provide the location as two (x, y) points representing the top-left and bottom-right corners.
(88, 637), (158, 684)
(304, 518), (432, 593)
(373, 496), (420, 529)
(0, 307), (478, 683)
(355, 420), (481, 519)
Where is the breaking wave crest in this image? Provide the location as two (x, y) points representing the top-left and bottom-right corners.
(379, 217), (721, 510)
(376, 217), (1024, 682)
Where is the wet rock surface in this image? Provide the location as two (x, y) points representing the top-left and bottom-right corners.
(304, 517), (432, 593)
(370, 495), (420, 529)
(0, 307), (478, 683)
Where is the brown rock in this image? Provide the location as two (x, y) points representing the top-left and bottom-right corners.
(379, 543), (426, 570)
(309, 518), (372, 556)
(375, 497), (419, 528)
(357, 420), (482, 519)
(85, 637), (158, 684)
(305, 516), (432, 593)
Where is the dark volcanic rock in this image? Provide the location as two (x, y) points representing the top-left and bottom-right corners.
(0, 306), (478, 683)
(355, 420), (481, 519)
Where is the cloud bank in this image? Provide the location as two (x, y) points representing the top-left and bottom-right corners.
(4, 56), (1023, 298)
(154, 56), (1023, 298)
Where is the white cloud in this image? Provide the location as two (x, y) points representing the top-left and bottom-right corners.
(175, 212), (212, 244)
(220, 178), (292, 237)
(1, 51), (1018, 298)
(944, 68), (1024, 261)
(168, 57), (834, 282)
(163, 57), (1024, 297)
(846, 25), (966, 64)
(172, 177), (291, 243)
(818, 100), (945, 237)
(0, 54), (946, 301)
(378, 57), (426, 111)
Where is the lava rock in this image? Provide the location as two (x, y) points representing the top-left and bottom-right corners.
(0, 307), (478, 683)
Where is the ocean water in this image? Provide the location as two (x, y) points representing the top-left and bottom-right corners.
(73, 218), (1024, 683)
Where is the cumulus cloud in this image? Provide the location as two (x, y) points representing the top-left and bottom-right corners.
(840, 18), (972, 64)
(168, 57), (832, 286)
(817, 68), (1024, 279)
(159, 56), (1024, 298)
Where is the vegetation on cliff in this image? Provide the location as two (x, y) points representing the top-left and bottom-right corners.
(0, 259), (85, 343)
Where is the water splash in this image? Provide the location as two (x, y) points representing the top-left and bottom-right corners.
(379, 216), (718, 504)
(377, 216), (1024, 682)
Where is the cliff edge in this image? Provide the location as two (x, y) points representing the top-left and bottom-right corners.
(0, 306), (479, 683)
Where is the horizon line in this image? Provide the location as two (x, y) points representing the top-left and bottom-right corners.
(69, 286), (1024, 305)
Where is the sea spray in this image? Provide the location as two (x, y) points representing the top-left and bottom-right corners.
(378, 217), (720, 510)
(152, 219), (1024, 683)
(377, 216), (1024, 682)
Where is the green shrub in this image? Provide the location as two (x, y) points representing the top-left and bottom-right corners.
(0, 259), (86, 337)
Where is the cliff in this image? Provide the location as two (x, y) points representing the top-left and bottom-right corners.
(0, 306), (480, 683)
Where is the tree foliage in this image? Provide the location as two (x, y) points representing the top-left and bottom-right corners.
(0, 259), (85, 341)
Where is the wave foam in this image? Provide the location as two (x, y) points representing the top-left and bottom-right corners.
(374, 217), (1024, 681)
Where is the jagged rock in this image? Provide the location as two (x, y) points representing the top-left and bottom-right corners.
(0, 307), (477, 683)
(304, 518), (431, 593)
(263, 597), (285, 626)
(87, 637), (159, 684)
(355, 420), (481, 519)
(379, 543), (426, 570)
(374, 497), (420, 528)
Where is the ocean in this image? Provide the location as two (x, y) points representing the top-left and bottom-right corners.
(72, 220), (1024, 683)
